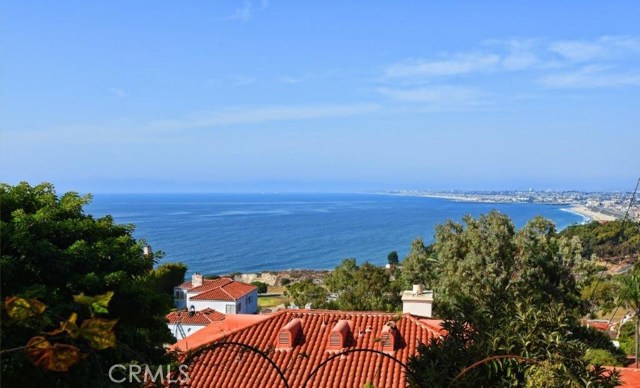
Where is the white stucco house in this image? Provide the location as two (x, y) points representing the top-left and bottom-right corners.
(166, 307), (225, 339)
(174, 273), (258, 314)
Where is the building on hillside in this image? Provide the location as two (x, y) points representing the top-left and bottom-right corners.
(166, 308), (225, 339)
(583, 319), (617, 338)
(172, 309), (444, 387)
(173, 273), (258, 314)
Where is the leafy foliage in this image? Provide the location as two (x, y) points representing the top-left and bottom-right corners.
(4, 297), (47, 320)
(325, 259), (401, 312)
(431, 212), (592, 320)
(397, 238), (434, 289)
(581, 275), (620, 315)
(0, 182), (185, 386)
(387, 250), (399, 265)
(407, 212), (620, 387)
(584, 349), (622, 367)
(284, 279), (329, 308)
(251, 281), (268, 294)
(3, 292), (117, 373)
(560, 220), (640, 259)
(408, 298), (621, 387)
(149, 262), (188, 295)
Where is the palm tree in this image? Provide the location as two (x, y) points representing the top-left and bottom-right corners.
(617, 271), (640, 368)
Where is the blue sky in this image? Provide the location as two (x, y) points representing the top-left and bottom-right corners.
(2, 1), (639, 192)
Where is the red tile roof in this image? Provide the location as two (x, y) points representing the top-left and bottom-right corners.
(176, 309), (444, 387)
(608, 367), (640, 387)
(189, 281), (256, 301)
(586, 321), (612, 332)
(166, 308), (225, 325)
(171, 314), (271, 352)
(178, 277), (234, 293)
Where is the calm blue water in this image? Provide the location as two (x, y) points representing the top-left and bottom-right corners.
(85, 193), (584, 275)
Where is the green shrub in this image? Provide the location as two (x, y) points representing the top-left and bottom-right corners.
(251, 281), (268, 294)
(584, 349), (621, 366)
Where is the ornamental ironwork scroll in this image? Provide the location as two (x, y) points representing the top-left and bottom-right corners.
(170, 342), (410, 387)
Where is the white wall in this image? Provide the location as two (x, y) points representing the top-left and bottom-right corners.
(402, 301), (432, 318)
(189, 299), (237, 313)
(167, 323), (207, 339)
(185, 289), (258, 314)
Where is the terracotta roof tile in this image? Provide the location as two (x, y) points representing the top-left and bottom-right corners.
(166, 308), (225, 325)
(171, 314), (271, 352)
(185, 278), (234, 294)
(190, 281), (256, 301)
(176, 309), (443, 387)
(607, 367), (640, 387)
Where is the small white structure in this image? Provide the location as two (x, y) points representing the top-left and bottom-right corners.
(401, 284), (433, 318)
(174, 273), (258, 314)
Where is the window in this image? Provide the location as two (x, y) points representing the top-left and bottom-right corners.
(174, 290), (183, 299)
(226, 304), (234, 314)
(246, 296), (252, 304)
(237, 302), (242, 312)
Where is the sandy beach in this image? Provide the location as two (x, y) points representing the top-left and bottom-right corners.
(568, 205), (617, 222)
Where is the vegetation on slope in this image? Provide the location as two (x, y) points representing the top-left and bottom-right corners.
(1, 182), (186, 386)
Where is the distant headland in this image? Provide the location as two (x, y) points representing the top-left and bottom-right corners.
(381, 189), (638, 222)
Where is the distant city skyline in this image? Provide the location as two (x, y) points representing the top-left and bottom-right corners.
(2, 1), (639, 193)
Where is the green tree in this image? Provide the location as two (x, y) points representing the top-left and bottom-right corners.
(150, 262), (188, 295)
(251, 281), (268, 294)
(581, 275), (620, 315)
(397, 238), (434, 289)
(0, 182), (182, 386)
(432, 212), (592, 320)
(408, 298), (620, 387)
(387, 250), (399, 265)
(560, 220), (640, 260)
(325, 259), (401, 312)
(584, 349), (622, 367)
(407, 212), (617, 387)
(284, 279), (329, 308)
(616, 270), (640, 368)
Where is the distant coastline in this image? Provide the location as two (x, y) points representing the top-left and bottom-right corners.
(565, 205), (617, 222)
(380, 191), (628, 222)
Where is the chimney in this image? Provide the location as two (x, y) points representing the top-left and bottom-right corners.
(402, 285), (433, 318)
(327, 320), (352, 351)
(277, 319), (302, 349)
(192, 273), (204, 287)
(380, 321), (399, 353)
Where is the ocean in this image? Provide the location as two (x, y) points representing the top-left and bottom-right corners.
(85, 193), (585, 275)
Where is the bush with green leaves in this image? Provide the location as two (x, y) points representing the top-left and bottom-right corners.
(1, 182), (186, 386)
(251, 281), (268, 294)
(407, 212), (620, 387)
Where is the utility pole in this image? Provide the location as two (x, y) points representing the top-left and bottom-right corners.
(635, 308), (640, 369)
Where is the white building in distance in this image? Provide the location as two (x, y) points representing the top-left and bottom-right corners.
(174, 273), (258, 314)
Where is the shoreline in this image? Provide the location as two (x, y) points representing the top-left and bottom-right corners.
(565, 205), (617, 222)
(379, 192), (566, 205)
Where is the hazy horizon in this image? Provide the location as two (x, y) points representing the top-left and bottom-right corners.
(2, 1), (639, 193)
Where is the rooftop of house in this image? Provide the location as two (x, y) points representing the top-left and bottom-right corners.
(173, 309), (444, 387)
(176, 276), (257, 301)
(608, 367), (640, 386)
(177, 277), (233, 293)
(171, 313), (271, 352)
(190, 281), (257, 301)
(166, 308), (225, 326)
